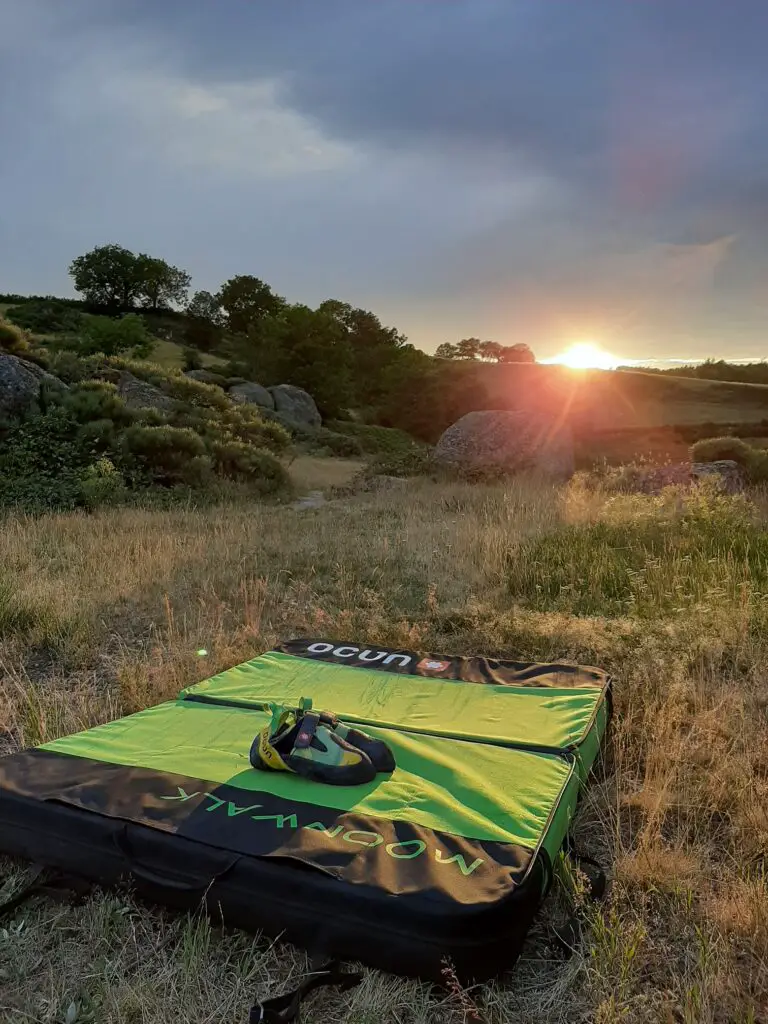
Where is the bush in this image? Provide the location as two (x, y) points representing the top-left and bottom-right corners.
(119, 424), (211, 487)
(78, 314), (153, 358)
(690, 436), (754, 467)
(327, 420), (424, 457)
(44, 350), (91, 383)
(79, 458), (126, 508)
(6, 300), (85, 335)
(367, 447), (433, 478)
(0, 319), (32, 356)
(183, 347), (203, 371)
(210, 441), (290, 493)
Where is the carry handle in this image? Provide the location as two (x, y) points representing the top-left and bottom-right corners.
(113, 828), (238, 892)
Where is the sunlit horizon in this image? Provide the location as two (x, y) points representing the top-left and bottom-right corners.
(545, 341), (621, 370)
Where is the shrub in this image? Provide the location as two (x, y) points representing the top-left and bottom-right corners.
(44, 350), (91, 383)
(6, 300), (85, 335)
(119, 424), (211, 487)
(79, 458), (126, 508)
(0, 406), (97, 512)
(78, 314), (153, 358)
(327, 420), (424, 457)
(210, 440), (290, 493)
(0, 319), (32, 355)
(367, 447), (433, 478)
(62, 381), (133, 426)
(690, 436), (753, 467)
(183, 347), (203, 371)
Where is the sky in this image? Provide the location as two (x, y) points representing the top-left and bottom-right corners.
(2, 0), (768, 363)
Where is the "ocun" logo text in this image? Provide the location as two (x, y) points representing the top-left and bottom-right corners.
(306, 642), (412, 667)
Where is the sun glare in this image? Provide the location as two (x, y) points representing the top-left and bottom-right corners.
(553, 342), (619, 370)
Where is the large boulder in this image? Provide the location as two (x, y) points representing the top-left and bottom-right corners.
(269, 384), (321, 428)
(117, 372), (175, 412)
(0, 352), (65, 417)
(433, 410), (574, 477)
(229, 381), (275, 411)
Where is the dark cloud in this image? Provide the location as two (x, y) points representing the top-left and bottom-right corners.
(2, 0), (768, 358)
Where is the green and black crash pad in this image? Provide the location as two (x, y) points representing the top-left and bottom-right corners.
(0, 639), (611, 980)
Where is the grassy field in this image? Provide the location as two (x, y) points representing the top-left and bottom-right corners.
(2, 471), (767, 1022)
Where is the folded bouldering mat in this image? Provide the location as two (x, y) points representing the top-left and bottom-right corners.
(0, 638), (611, 981)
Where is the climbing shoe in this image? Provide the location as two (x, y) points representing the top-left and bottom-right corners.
(317, 711), (396, 775)
(250, 700), (379, 786)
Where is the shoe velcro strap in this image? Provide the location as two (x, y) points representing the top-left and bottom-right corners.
(294, 711), (320, 749)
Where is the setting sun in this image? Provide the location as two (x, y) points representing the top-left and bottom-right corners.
(551, 342), (619, 370)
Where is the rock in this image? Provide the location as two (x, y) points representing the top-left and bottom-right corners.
(229, 381), (275, 410)
(292, 490), (326, 511)
(692, 459), (745, 493)
(0, 352), (66, 417)
(116, 372), (175, 412)
(433, 410), (574, 477)
(269, 384), (321, 428)
(184, 369), (224, 387)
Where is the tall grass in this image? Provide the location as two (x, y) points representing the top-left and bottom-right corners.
(1, 475), (766, 1022)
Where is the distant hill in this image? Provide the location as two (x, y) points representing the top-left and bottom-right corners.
(470, 362), (768, 431)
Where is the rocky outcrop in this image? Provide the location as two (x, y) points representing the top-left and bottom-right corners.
(229, 381), (275, 410)
(433, 410), (574, 477)
(0, 352), (66, 417)
(269, 384), (321, 428)
(691, 460), (746, 493)
(116, 372), (175, 412)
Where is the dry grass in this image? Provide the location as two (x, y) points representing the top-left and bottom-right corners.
(1, 475), (767, 1022)
(286, 455), (366, 493)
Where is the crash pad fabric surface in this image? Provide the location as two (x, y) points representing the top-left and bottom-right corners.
(40, 697), (579, 856)
(181, 646), (609, 778)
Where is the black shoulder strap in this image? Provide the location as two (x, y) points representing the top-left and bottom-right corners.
(249, 961), (362, 1023)
(0, 866), (92, 921)
(548, 843), (609, 956)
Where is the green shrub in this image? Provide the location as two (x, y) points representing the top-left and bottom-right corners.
(183, 347), (203, 371)
(0, 319), (32, 355)
(79, 458), (126, 508)
(119, 424), (211, 487)
(690, 436), (753, 467)
(44, 350), (91, 383)
(0, 406), (97, 512)
(62, 381), (133, 426)
(210, 440), (290, 493)
(6, 300), (85, 335)
(78, 314), (153, 358)
(327, 421), (420, 457)
(367, 447), (433, 478)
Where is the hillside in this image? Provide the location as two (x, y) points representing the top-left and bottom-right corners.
(471, 362), (768, 431)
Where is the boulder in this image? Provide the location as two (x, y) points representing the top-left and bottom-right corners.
(116, 372), (175, 412)
(269, 384), (321, 428)
(691, 459), (746, 493)
(229, 381), (275, 411)
(433, 410), (574, 477)
(184, 369), (224, 387)
(0, 352), (66, 417)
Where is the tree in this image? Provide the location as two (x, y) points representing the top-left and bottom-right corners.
(186, 290), (224, 326)
(435, 342), (459, 359)
(77, 313), (153, 358)
(135, 255), (191, 310)
(234, 303), (353, 418)
(456, 337), (482, 360)
(69, 244), (142, 310)
(479, 340), (503, 362)
(317, 299), (408, 404)
(498, 343), (535, 364)
(216, 275), (284, 334)
(184, 290), (225, 351)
